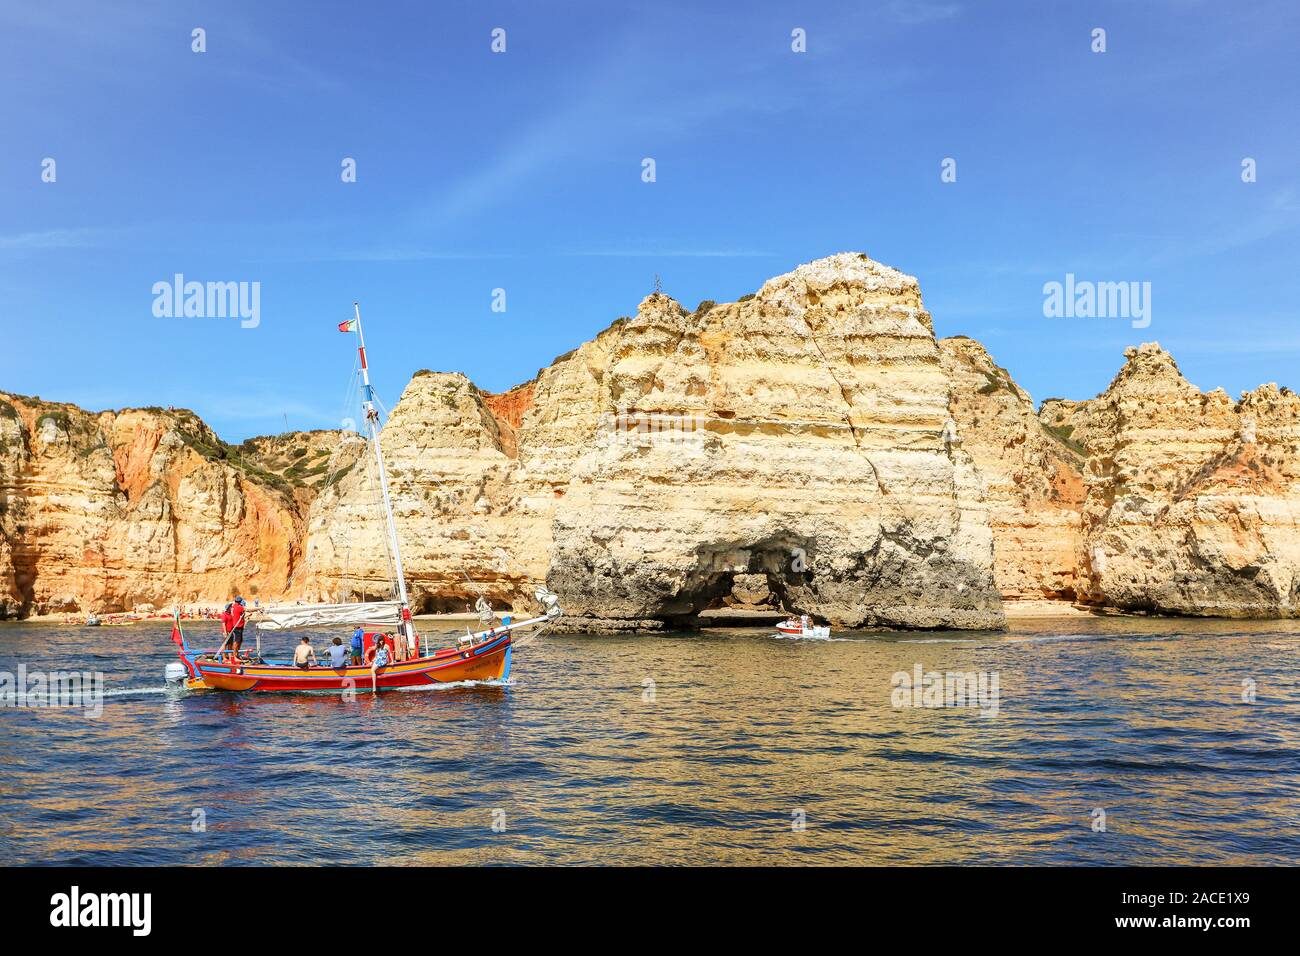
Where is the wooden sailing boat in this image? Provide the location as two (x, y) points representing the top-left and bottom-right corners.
(169, 304), (561, 693)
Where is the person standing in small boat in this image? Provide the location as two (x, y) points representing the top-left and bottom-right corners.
(293, 636), (317, 669)
(219, 603), (234, 659)
(228, 597), (247, 659)
(350, 626), (365, 665)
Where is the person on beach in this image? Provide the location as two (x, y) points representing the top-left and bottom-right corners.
(350, 626), (365, 665)
(293, 636), (316, 669)
(366, 634), (391, 692)
(326, 636), (348, 669)
(228, 597), (247, 658)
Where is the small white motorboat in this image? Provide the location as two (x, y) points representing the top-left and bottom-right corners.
(775, 614), (831, 639)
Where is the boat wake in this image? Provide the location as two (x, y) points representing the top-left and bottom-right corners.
(0, 686), (171, 707)
(392, 677), (515, 692)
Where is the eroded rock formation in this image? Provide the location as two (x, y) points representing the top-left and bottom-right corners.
(939, 336), (1086, 601)
(6, 255), (1299, 625)
(534, 255), (1004, 629)
(297, 254), (1006, 629)
(0, 396), (343, 617)
(1067, 344), (1300, 616)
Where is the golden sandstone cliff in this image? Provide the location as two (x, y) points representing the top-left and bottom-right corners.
(0, 400), (326, 617)
(4, 253), (1298, 625)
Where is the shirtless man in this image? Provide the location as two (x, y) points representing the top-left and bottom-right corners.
(293, 636), (317, 669)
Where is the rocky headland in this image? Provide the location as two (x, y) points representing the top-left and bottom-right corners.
(4, 253), (1297, 627)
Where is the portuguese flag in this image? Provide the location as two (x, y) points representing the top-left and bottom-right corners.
(338, 318), (358, 332)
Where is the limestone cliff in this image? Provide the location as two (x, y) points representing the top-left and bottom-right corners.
(944, 339), (1300, 617)
(7, 255), (1299, 626)
(536, 255), (1004, 628)
(1067, 344), (1300, 616)
(0, 393), (345, 617)
(301, 254), (1005, 629)
(939, 337), (1086, 601)
(302, 370), (544, 612)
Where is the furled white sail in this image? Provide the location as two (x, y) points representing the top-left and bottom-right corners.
(253, 601), (403, 631)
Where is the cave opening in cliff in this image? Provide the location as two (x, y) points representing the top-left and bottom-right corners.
(411, 592), (514, 615)
(673, 542), (808, 627)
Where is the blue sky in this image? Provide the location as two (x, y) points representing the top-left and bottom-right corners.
(2, 0), (1298, 440)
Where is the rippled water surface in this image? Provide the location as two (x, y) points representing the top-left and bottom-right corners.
(2, 617), (1299, 865)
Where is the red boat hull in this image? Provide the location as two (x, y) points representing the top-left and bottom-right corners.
(193, 633), (512, 692)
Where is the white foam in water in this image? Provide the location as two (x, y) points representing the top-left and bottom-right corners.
(393, 677), (514, 692)
(0, 686), (169, 706)
(103, 687), (171, 697)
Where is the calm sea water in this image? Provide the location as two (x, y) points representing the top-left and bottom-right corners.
(1, 616), (1298, 865)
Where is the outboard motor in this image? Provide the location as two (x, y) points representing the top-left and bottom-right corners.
(164, 661), (188, 684)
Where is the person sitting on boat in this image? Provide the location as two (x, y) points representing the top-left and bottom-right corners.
(293, 636), (317, 669)
(350, 626), (365, 665)
(228, 597), (247, 659)
(326, 636), (348, 669)
(367, 634), (392, 692)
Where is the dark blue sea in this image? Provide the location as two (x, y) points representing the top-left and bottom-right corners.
(2, 616), (1298, 865)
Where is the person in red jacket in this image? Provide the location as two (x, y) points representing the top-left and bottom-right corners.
(228, 596), (247, 658)
(219, 604), (233, 660)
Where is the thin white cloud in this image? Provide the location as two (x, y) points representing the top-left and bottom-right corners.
(887, 1), (963, 25)
(1147, 186), (1300, 265)
(0, 227), (118, 250)
(264, 247), (517, 263)
(412, 17), (917, 230)
(558, 247), (776, 259)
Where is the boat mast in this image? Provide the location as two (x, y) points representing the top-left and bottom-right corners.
(350, 303), (412, 624)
